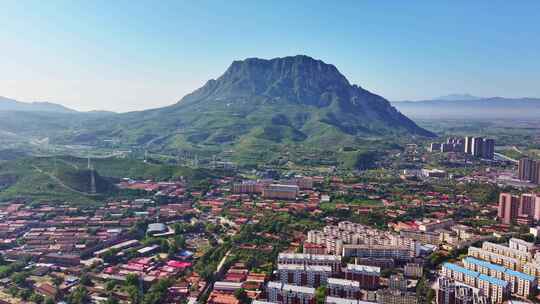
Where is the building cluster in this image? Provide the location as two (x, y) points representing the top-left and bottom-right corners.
(255, 221), (435, 304)
(518, 157), (540, 185)
(430, 137), (466, 154)
(429, 136), (495, 159)
(395, 219), (482, 251)
(263, 251), (419, 304)
(436, 277), (490, 304)
(207, 263), (268, 304)
(439, 238), (539, 303)
(232, 176), (314, 200)
(497, 192), (540, 225)
(117, 179), (187, 198)
(305, 221), (421, 260)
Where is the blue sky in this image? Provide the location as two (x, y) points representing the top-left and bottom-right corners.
(1, 1), (539, 112)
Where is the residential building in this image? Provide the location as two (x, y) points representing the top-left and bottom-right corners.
(440, 263), (510, 303)
(467, 247), (520, 271)
(404, 263), (423, 278)
(267, 282), (315, 304)
(462, 257), (537, 298)
(418, 219), (454, 232)
(343, 264), (380, 290)
(375, 289), (418, 304)
(327, 278), (361, 299)
(471, 137), (484, 158)
(388, 274), (407, 291)
(277, 264), (332, 287)
(508, 238), (536, 254)
(497, 193), (519, 225)
(232, 181), (262, 194)
(436, 277), (486, 304)
(518, 158), (540, 184)
(262, 184), (299, 200)
(277, 253), (341, 273)
(342, 245), (411, 261)
(464, 137), (473, 155)
(481, 241), (533, 265)
(482, 139), (495, 159)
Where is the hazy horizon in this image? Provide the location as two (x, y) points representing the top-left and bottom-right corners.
(2, 1), (540, 112)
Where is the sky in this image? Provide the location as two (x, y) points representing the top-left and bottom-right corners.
(1, 1), (539, 112)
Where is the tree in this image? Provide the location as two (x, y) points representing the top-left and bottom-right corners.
(11, 271), (29, 286)
(52, 276), (64, 287)
(102, 248), (120, 264)
(105, 280), (117, 292)
(45, 298), (56, 304)
(160, 239), (170, 253)
(19, 289), (32, 301)
(234, 288), (250, 304)
(126, 285), (141, 304)
(315, 286), (327, 304)
(104, 297), (119, 304)
(67, 286), (91, 304)
(30, 293), (45, 304)
(125, 273), (140, 287)
(79, 273), (92, 286)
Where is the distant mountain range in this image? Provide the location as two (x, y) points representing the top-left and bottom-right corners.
(0, 96), (115, 137)
(433, 94), (482, 101)
(392, 96), (540, 119)
(0, 96), (78, 113)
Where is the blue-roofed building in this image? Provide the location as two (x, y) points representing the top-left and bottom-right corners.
(441, 262), (510, 303)
(463, 256), (537, 298)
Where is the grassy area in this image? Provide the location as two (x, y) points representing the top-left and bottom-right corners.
(0, 155), (218, 204)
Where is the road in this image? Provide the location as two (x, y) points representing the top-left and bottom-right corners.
(494, 152), (518, 164)
(197, 249), (232, 303)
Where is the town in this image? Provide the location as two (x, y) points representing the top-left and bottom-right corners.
(0, 133), (539, 304)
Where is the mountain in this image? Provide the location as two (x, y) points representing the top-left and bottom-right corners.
(0, 97), (117, 138)
(434, 94), (481, 101)
(392, 97), (540, 119)
(77, 55), (433, 154)
(0, 96), (77, 113)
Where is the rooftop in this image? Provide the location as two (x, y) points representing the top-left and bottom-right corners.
(464, 257), (536, 282)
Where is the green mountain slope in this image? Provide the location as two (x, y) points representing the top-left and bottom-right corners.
(0, 156), (218, 203)
(74, 55), (433, 155)
(0, 157), (116, 203)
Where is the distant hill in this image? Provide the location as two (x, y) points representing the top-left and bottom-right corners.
(434, 94), (481, 101)
(392, 97), (540, 119)
(76, 55), (433, 153)
(0, 96), (77, 113)
(0, 96), (116, 138)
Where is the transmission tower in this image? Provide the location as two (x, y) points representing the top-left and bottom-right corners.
(88, 157), (96, 194)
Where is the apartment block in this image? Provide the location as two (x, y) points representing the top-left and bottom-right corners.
(342, 245), (411, 261)
(262, 184), (299, 200)
(467, 247), (520, 271)
(441, 263), (510, 303)
(375, 289), (418, 304)
(277, 264), (332, 287)
(327, 278), (361, 299)
(462, 257), (537, 298)
(482, 241), (533, 265)
(267, 282), (315, 304)
(343, 264), (380, 290)
(277, 253), (342, 273)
